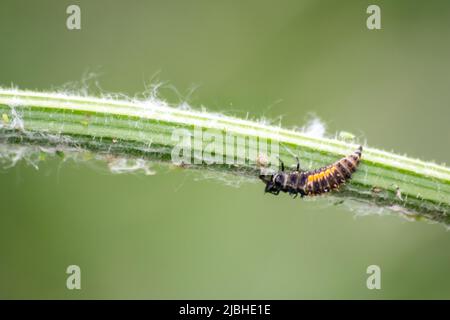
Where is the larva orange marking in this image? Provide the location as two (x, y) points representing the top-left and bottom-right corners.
(259, 146), (363, 198)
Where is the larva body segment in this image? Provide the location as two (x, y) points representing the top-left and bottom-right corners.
(260, 146), (363, 197)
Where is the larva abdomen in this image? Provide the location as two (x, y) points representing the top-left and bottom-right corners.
(302, 146), (362, 196)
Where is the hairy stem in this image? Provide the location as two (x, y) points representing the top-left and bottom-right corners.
(0, 88), (449, 225)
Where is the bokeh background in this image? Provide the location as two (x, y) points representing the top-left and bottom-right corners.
(1, 0), (450, 299)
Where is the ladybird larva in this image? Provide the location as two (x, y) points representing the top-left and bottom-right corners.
(259, 146), (363, 197)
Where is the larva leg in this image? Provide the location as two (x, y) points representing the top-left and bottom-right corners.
(278, 157), (285, 171)
(295, 156), (300, 171)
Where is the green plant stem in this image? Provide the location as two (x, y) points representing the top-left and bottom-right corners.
(0, 88), (449, 225)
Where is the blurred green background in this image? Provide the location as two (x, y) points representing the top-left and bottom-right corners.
(1, 0), (450, 299)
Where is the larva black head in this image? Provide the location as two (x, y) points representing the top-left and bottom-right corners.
(259, 173), (273, 184)
(260, 173), (286, 195)
(259, 174), (276, 193)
